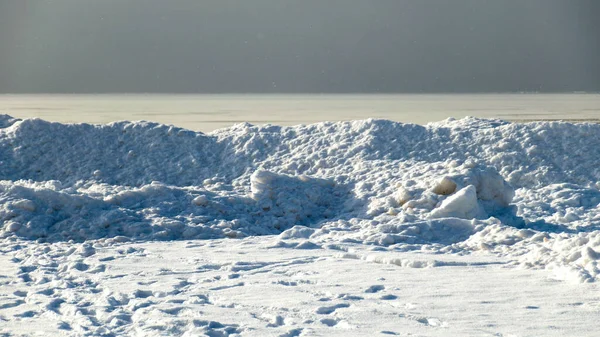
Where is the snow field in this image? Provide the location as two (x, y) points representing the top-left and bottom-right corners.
(2, 237), (600, 336)
(1, 115), (600, 335)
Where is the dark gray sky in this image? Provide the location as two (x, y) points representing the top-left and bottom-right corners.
(1, 0), (599, 93)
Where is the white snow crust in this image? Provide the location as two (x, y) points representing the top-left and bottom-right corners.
(1, 115), (600, 336)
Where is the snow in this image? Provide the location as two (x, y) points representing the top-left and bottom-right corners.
(1, 114), (600, 336)
(429, 185), (483, 219)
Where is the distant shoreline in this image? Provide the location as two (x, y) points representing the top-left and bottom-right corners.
(1, 94), (598, 132)
(0, 92), (599, 96)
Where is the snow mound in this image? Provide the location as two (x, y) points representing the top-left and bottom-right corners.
(250, 170), (345, 226)
(1, 116), (600, 281)
(429, 165), (515, 219)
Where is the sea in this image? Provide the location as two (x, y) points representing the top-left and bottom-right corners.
(0, 93), (598, 133)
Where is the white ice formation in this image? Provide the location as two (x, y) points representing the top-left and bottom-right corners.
(1, 115), (600, 281)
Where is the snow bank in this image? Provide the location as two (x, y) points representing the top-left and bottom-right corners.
(1, 115), (600, 281)
(249, 170), (344, 225)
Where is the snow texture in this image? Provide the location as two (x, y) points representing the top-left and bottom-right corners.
(1, 115), (599, 279)
(1, 115), (600, 335)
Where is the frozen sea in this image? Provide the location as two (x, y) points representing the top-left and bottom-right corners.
(1, 93), (599, 132)
(1, 94), (600, 336)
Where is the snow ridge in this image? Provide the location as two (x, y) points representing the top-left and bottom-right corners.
(1, 115), (600, 281)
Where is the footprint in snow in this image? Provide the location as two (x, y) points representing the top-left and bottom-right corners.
(68, 261), (90, 271)
(172, 279), (193, 290)
(338, 293), (364, 301)
(209, 282), (245, 291)
(57, 321), (72, 330)
(133, 289), (154, 298)
(320, 318), (340, 327)
(19, 266), (37, 273)
(0, 300), (25, 310)
(14, 310), (37, 318)
(159, 307), (185, 315)
(36, 288), (55, 296)
(45, 298), (65, 313)
(19, 273), (32, 283)
(88, 264), (106, 273)
(320, 318), (356, 329)
(380, 294), (398, 300)
(365, 285), (385, 293)
(279, 328), (303, 337)
(189, 320), (241, 336)
(13, 290), (27, 297)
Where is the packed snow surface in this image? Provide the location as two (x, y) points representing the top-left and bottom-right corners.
(1, 115), (600, 336)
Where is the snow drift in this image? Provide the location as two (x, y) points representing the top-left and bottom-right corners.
(1, 115), (600, 281)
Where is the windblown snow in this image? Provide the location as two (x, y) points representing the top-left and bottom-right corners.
(1, 115), (600, 336)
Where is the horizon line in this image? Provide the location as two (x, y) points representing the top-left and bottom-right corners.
(0, 91), (598, 96)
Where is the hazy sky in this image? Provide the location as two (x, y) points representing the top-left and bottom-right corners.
(1, 0), (599, 93)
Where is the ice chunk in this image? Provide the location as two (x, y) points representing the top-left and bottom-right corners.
(429, 185), (485, 219)
(431, 177), (457, 196)
(472, 166), (515, 208)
